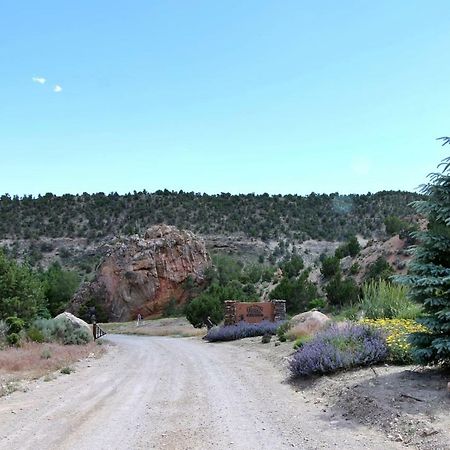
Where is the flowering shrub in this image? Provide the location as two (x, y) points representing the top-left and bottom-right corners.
(205, 320), (283, 342)
(360, 318), (428, 364)
(289, 323), (388, 377)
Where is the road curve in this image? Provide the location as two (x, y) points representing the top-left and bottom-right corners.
(0, 335), (400, 450)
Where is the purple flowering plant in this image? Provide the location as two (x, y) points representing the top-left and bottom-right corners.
(290, 322), (388, 377)
(205, 320), (284, 342)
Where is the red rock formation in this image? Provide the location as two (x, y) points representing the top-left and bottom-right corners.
(69, 225), (211, 322)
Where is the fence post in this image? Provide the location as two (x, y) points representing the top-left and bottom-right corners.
(272, 299), (286, 322)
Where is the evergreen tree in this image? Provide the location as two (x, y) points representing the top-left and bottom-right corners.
(0, 249), (47, 322)
(398, 151), (450, 366)
(269, 270), (317, 314)
(42, 262), (80, 317)
(321, 256), (340, 279)
(325, 273), (359, 307)
(185, 294), (224, 328)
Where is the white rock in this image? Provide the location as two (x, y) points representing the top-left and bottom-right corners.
(54, 312), (93, 341)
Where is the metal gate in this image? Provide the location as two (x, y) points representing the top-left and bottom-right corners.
(92, 322), (107, 340)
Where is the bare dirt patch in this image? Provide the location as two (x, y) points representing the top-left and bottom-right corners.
(101, 317), (206, 337)
(321, 366), (450, 450)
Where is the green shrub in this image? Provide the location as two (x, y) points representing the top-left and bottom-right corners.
(60, 366), (74, 374)
(261, 267), (274, 283)
(293, 334), (313, 350)
(325, 274), (359, 306)
(335, 304), (361, 321)
(347, 236), (361, 257)
(335, 236), (361, 259)
(321, 256), (340, 278)
(27, 327), (45, 343)
(360, 280), (422, 320)
(276, 321), (292, 342)
(185, 294), (224, 328)
(384, 216), (408, 235)
(41, 348), (52, 359)
(269, 271), (318, 314)
(279, 255), (304, 278)
(308, 298), (327, 310)
(31, 318), (91, 345)
(162, 298), (183, 318)
(365, 257), (394, 282)
(7, 333), (20, 346)
(5, 317), (25, 334)
(55, 319), (91, 345)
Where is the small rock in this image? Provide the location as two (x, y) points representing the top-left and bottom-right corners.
(421, 429), (438, 437)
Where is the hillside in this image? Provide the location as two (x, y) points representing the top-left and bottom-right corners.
(0, 190), (421, 242)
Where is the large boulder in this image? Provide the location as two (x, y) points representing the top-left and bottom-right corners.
(69, 225), (211, 322)
(286, 310), (331, 340)
(54, 312), (93, 341)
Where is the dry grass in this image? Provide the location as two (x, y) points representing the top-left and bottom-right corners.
(0, 341), (103, 395)
(101, 317), (206, 338)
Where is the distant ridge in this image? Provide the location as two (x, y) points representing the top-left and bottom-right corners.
(0, 190), (422, 242)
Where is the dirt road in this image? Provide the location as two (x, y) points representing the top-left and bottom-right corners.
(0, 335), (401, 450)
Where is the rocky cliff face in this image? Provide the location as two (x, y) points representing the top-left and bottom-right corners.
(69, 225), (211, 322)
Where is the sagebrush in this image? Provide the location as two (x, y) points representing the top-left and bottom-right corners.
(29, 318), (91, 345)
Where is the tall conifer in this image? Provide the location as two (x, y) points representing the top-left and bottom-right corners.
(399, 147), (450, 366)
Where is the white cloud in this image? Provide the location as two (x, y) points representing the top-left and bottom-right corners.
(53, 84), (62, 93)
(32, 76), (46, 84)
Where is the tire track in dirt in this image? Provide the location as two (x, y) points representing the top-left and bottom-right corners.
(0, 335), (403, 450)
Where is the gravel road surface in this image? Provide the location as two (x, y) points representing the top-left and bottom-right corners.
(0, 335), (401, 450)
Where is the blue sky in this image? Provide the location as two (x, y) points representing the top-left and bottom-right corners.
(1, 1), (449, 196)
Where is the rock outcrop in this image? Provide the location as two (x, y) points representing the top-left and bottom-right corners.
(69, 225), (211, 322)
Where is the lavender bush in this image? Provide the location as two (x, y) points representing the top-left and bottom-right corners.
(205, 320), (284, 342)
(289, 322), (388, 377)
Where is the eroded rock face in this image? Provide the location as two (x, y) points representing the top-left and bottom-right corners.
(69, 225), (211, 322)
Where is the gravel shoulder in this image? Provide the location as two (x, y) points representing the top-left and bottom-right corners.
(0, 334), (435, 450)
(229, 337), (450, 450)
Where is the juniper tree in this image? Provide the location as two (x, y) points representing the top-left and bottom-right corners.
(398, 147), (450, 366)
